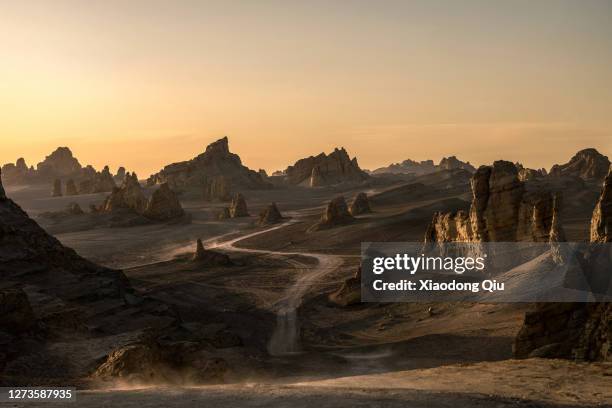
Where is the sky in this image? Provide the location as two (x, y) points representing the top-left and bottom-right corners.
(1, 0), (611, 176)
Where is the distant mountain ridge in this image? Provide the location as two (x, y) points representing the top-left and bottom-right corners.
(372, 156), (475, 176)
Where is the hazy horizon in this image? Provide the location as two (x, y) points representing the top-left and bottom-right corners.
(2, 0), (611, 175)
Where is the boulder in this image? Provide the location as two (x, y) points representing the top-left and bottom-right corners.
(258, 203), (283, 226)
(65, 179), (78, 196)
(193, 239), (231, 266)
(51, 179), (62, 197)
(310, 196), (354, 231)
(284, 147), (369, 186)
(549, 148), (610, 181)
(229, 193), (249, 218)
(349, 192), (371, 215)
(143, 183), (185, 221)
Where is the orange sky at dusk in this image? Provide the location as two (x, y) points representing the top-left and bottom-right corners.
(1, 1), (611, 176)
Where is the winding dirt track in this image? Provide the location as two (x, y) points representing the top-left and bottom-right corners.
(212, 219), (344, 355)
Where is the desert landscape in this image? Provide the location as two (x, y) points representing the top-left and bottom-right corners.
(1, 136), (611, 407)
(2, 1), (612, 407)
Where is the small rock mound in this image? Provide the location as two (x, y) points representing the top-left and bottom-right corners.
(193, 239), (231, 266)
(259, 203), (283, 226)
(328, 267), (361, 306)
(349, 192), (371, 215)
(66, 202), (84, 215)
(229, 193), (249, 217)
(310, 196), (354, 231)
(143, 183), (185, 221)
(51, 179), (62, 197)
(217, 207), (231, 220)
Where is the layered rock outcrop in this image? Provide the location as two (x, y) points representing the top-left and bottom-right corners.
(229, 193), (249, 218)
(590, 166), (612, 243)
(549, 148), (610, 181)
(143, 183), (185, 221)
(425, 161), (562, 243)
(37, 147), (82, 179)
(310, 196), (354, 231)
(349, 192), (371, 216)
(146, 137), (271, 192)
(514, 168), (612, 362)
(202, 176), (232, 201)
(283, 147), (368, 186)
(258, 203), (283, 226)
(438, 156), (476, 173)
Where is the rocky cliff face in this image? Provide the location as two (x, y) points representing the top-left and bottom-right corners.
(513, 168), (612, 362)
(51, 179), (62, 197)
(146, 137), (271, 192)
(549, 148), (610, 181)
(590, 166), (612, 243)
(438, 156), (476, 173)
(283, 147), (368, 186)
(202, 175), (232, 201)
(425, 161), (562, 243)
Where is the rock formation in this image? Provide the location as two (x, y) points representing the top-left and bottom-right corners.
(143, 183), (185, 221)
(514, 169), (612, 362)
(193, 238), (231, 266)
(66, 202), (84, 215)
(229, 193), (249, 218)
(1, 158), (35, 185)
(349, 192), (371, 215)
(549, 148), (610, 181)
(518, 167), (546, 181)
(115, 166), (126, 183)
(146, 136), (271, 192)
(310, 196), (354, 231)
(36, 147), (82, 179)
(202, 176), (232, 201)
(217, 207), (231, 220)
(590, 166), (612, 243)
(65, 179), (78, 196)
(328, 267), (361, 306)
(283, 147), (368, 186)
(259, 203), (283, 226)
(373, 156), (475, 176)
(0, 169), (5, 199)
(425, 161), (562, 243)
(102, 173), (147, 213)
(51, 179), (62, 197)
(438, 156), (476, 173)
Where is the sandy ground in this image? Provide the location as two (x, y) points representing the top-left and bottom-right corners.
(3, 182), (609, 407)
